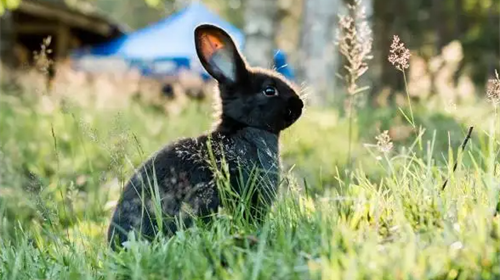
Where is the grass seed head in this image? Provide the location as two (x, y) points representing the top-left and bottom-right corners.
(487, 70), (500, 107)
(388, 35), (410, 71)
(336, 0), (373, 96)
(375, 130), (393, 153)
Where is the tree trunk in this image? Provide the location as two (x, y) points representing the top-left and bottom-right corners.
(299, 0), (339, 105)
(0, 10), (14, 68)
(432, 0), (445, 51)
(372, 0), (398, 99)
(454, 0), (465, 40)
(243, 0), (278, 68)
(275, 0), (302, 65)
(486, 1), (498, 77)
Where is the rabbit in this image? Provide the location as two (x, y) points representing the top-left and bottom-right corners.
(107, 23), (304, 250)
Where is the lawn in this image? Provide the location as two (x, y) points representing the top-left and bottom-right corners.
(1, 82), (500, 279)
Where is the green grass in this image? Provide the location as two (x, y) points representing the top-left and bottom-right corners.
(1, 88), (500, 279)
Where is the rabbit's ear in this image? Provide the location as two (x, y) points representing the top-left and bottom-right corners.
(194, 24), (247, 85)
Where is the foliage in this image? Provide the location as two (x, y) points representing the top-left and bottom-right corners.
(0, 0), (20, 14)
(88, 0), (244, 30)
(372, 0), (500, 90)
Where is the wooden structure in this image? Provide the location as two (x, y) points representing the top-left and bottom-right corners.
(0, 0), (128, 67)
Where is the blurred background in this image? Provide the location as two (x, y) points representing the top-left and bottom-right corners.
(1, 0), (498, 104)
(0, 0), (499, 248)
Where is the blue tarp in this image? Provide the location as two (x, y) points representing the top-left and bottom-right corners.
(273, 49), (295, 81)
(71, 2), (245, 78)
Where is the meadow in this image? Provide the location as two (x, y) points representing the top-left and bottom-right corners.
(1, 66), (500, 280)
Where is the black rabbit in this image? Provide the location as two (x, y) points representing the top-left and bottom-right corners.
(107, 24), (304, 249)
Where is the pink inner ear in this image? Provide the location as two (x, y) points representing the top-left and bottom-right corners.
(200, 33), (226, 61)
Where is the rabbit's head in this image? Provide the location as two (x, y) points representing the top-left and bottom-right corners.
(194, 24), (303, 134)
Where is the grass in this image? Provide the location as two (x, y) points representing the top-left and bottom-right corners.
(1, 82), (500, 279)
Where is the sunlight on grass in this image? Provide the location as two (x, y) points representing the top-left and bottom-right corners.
(1, 86), (500, 279)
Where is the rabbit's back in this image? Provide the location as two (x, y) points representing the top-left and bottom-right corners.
(107, 136), (215, 247)
(107, 128), (280, 248)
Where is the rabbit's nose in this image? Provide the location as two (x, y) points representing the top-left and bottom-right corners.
(285, 96), (303, 122)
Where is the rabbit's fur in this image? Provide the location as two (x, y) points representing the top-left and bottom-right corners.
(108, 24), (303, 249)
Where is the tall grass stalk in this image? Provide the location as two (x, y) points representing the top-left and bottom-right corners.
(336, 0), (373, 167)
(388, 35), (415, 128)
(402, 71), (415, 127)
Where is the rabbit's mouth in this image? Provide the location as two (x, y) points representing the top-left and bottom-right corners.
(285, 108), (296, 121)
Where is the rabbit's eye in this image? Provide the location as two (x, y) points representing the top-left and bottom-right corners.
(263, 86), (278, 97)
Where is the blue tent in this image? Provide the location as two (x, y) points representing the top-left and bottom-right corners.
(71, 2), (245, 78)
(273, 49), (296, 81)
